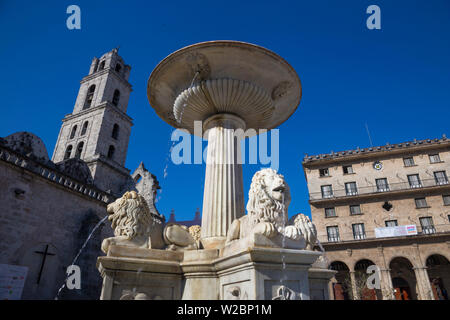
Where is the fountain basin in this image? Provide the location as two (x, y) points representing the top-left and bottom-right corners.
(97, 242), (322, 300)
(147, 40), (302, 136)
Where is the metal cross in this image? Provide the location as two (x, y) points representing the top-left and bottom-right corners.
(34, 244), (55, 284)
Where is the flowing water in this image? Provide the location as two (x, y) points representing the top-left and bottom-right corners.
(279, 193), (287, 287)
(54, 215), (108, 300)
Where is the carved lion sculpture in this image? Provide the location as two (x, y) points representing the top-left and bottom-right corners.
(102, 191), (198, 253)
(226, 168), (301, 243)
(292, 213), (318, 251)
(101, 191), (165, 253)
(163, 223), (199, 251)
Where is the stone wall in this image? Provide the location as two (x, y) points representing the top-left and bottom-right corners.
(0, 145), (113, 300)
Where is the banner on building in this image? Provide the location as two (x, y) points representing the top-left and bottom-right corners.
(374, 225), (418, 238)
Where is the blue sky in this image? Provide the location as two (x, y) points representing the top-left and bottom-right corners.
(1, 1), (449, 221)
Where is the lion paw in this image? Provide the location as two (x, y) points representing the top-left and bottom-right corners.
(254, 222), (278, 238)
(283, 225), (301, 241)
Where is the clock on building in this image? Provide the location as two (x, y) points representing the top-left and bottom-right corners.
(373, 161), (383, 170)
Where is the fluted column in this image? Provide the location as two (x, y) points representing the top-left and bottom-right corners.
(200, 113), (246, 249)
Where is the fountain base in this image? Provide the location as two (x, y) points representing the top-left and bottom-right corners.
(96, 236), (331, 300)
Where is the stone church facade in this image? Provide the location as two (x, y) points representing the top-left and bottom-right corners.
(0, 49), (162, 300)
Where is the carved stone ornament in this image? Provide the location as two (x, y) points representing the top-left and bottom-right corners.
(226, 168), (305, 246)
(272, 285), (301, 300)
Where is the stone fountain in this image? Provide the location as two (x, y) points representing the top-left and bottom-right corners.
(96, 41), (335, 300)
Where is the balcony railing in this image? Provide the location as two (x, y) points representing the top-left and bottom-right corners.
(311, 178), (449, 201)
(353, 232), (367, 240)
(421, 225), (436, 234)
(327, 235), (340, 242)
(319, 223), (450, 244)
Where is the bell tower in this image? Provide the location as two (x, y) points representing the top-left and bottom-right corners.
(52, 48), (133, 195)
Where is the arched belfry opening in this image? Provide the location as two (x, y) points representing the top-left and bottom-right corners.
(70, 125), (77, 139)
(112, 89), (120, 106)
(112, 124), (119, 140)
(81, 121), (88, 136)
(64, 145), (73, 160)
(75, 141), (84, 158)
(84, 85), (96, 109)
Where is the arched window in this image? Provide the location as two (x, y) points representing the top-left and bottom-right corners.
(112, 124), (119, 140)
(64, 145), (73, 160)
(107, 145), (115, 159)
(81, 121), (88, 136)
(112, 89), (120, 106)
(75, 141), (84, 158)
(70, 125), (77, 139)
(98, 60), (105, 71)
(115, 64), (122, 73)
(84, 85), (96, 109)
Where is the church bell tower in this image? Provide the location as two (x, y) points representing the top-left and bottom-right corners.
(52, 48), (133, 195)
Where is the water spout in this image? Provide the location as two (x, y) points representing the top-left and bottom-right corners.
(54, 215), (108, 300)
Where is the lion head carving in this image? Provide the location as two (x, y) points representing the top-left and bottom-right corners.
(102, 191), (198, 253)
(101, 191), (165, 253)
(107, 191), (151, 239)
(226, 168), (302, 244)
(246, 168), (291, 232)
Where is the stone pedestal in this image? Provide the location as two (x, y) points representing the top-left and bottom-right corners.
(97, 235), (323, 300)
(200, 114), (246, 249)
(308, 256), (336, 300)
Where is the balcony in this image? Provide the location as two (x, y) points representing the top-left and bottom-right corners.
(320, 223), (450, 244)
(310, 178), (450, 202)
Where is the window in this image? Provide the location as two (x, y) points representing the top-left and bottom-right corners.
(327, 226), (340, 242)
(115, 64), (122, 73)
(75, 141), (84, 158)
(107, 145), (115, 159)
(350, 205), (362, 215)
(443, 195), (450, 206)
(112, 89), (120, 106)
(385, 220), (398, 227)
(352, 223), (366, 240)
(70, 125), (77, 139)
(84, 85), (96, 109)
(429, 154), (441, 163)
(345, 182), (358, 195)
(408, 174), (422, 188)
(415, 198), (428, 208)
(376, 178), (389, 192)
(321, 185), (333, 198)
(319, 168), (329, 177)
(64, 145), (72, 160)
(434, 171), (448, 185)
(81, 121), (88, 136)
(112, 124), (119, 140)
(419, 217), (436, 234)
(325, 207), (336, 218)
(98, 60), (105, 71)
(343, 165), (353, 174)
(403, 157), (415, 167)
